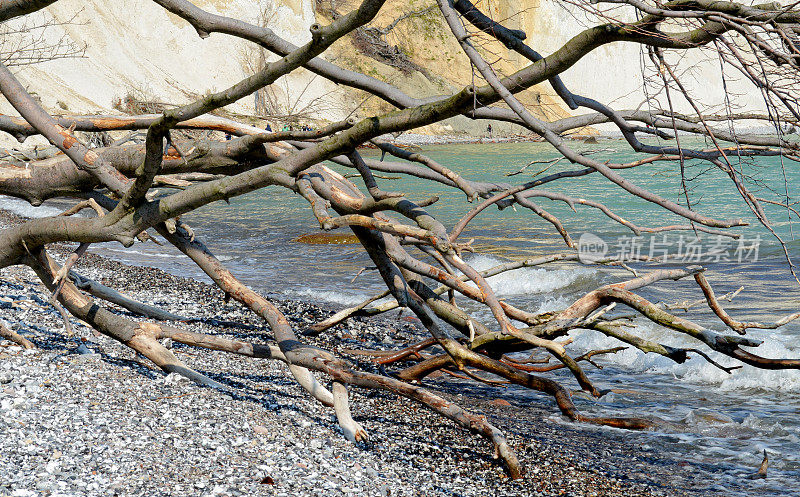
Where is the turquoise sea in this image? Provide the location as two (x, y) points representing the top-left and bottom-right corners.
(3, 138), (799, 493)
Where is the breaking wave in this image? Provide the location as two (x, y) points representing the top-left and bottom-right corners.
(465, 254), (598, 296)
(0, 195), (65, 219)
(570, 323), (800, 393)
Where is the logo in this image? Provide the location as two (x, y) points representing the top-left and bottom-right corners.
(578, 232), (608, 263)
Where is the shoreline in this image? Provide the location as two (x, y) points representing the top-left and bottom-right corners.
(0, 208), (721, 496)
(375, 129), (790, 147)
(380, 132), (594, 147)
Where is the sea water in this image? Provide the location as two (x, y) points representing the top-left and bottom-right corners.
(4, 138), (799, 493)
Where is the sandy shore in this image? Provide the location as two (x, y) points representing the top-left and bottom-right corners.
(0, 209), (721, 496)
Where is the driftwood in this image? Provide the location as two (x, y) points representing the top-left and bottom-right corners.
(68, 272), (190, 322)
(1, 0), (800, 479)
(0, 323), (35, 349)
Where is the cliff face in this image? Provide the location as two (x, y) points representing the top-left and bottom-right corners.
(1, 1), (317, 114)
(0, 0), (762, 136)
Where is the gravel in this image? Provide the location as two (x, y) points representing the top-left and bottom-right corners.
(0, 209), (722, 497)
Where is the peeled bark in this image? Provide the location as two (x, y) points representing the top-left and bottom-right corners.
(2, 0), (800, 481)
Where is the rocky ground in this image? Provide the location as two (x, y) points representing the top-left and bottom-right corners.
(0, 210), (725, 497)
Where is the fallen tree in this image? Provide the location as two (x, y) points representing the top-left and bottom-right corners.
(2, 0), (800, 479)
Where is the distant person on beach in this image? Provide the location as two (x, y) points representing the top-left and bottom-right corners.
(265, 123), (272, 132)
(486, 123), (493, 138)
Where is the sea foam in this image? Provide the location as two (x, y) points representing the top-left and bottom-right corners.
(466, 254), (598, 296)
(0, 195), (65, 219)
(570, 322), (800, 392)
(286, 288), (383, 307)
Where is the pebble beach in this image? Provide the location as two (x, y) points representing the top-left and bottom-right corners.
(0, 209), (725, 497)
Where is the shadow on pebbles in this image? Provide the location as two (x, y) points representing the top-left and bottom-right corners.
(0, 237), (720, 496)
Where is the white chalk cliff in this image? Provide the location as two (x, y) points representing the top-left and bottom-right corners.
(0, 0), (767, 136)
